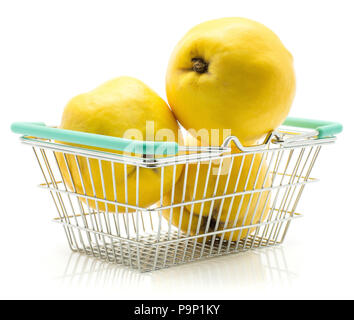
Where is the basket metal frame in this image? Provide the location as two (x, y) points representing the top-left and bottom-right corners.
(19, 125), (334, 272)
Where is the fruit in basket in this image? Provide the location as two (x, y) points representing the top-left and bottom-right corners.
(186, 147), (271, 241)
(161, 134), (213, 242)
(166, 17), (296, 146)
(161, 135), (270, 242)
(161, 166), (210, 241)
(56, 76), (183, 212)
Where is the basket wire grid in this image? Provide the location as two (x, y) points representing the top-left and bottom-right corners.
(12, 119), (340, 272)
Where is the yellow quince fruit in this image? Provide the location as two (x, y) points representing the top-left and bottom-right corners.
(161, 135), (270, 242)
(56, 76), (183, 213)
(166, 17), (296, 146)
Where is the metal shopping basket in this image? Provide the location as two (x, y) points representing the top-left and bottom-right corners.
(11, 118), (342, 272)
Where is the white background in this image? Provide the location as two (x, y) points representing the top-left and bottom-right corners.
(1, 0), (353, 299)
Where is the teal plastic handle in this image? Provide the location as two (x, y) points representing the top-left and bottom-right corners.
(10, 122), (179, 155)
(11, 117), (342, 154)
(282, 117), (343, 139)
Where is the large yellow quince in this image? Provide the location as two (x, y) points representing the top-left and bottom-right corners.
(161, 134), (270, 242)
(57, 76), (183, 213)
(166, 17), (296, 146)
(185, 147), (271, 242)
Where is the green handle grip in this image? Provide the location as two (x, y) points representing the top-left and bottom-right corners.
(10, 122), (179, 155)
(11, 117), (343, 154)
(282, 117), (343, 139)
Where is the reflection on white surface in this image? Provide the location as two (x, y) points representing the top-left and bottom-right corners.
(152, 247), (296, 290)
(58, 252), (150, 287)
(57, 246), (297, 289)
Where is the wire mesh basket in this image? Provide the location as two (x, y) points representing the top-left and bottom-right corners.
(11, 118), (342, 272)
